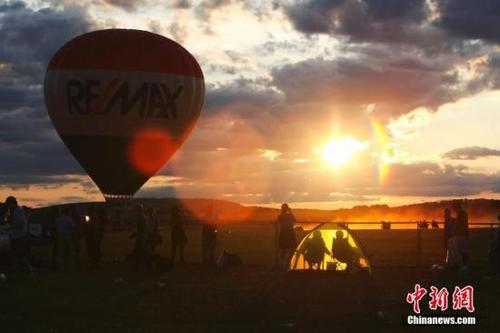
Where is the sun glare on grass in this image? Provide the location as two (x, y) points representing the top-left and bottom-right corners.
(322, 137), (369, 167)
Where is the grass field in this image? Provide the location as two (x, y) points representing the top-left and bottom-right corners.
(1, 226), (499, 332)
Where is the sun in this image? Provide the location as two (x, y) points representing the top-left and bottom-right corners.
(322, 137), (369, 167)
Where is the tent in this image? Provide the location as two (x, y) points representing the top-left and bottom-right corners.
(289, 223), (371, 273)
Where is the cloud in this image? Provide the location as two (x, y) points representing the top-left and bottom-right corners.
(173, 0), (192, 9)
(0, 1), (94, 186)
(194, 0), (233, 22)
(436, 0), (500, 44)
(443, 146), (500, 160)
(283, 0), (440, 47)
(271, 55), (457, 118)
(0, 3), (93, 63)
(153, 136), (500, 202)
(205, 77), (283, 111)
(100, 0), (148, 12)
(0, 0), (498, 207)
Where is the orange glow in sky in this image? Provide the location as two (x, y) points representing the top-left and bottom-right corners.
(322, 137), (369, 167)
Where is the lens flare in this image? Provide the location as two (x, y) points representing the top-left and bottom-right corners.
(128, 127), (180, 175)
(371, 117), (392, 184)
(322, 137), (369, 167)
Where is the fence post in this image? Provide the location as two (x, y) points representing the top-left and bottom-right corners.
(416, 221), (421, 268)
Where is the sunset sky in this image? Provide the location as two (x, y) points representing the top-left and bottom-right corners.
(1, 0), (499, 208)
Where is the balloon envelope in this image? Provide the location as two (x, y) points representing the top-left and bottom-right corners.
(44, 29), (204, 200)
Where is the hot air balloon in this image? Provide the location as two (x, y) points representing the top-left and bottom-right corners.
(44, 29), (204, 201)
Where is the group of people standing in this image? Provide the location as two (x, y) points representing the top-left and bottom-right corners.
(0, 199), (107, 273)
(50, 204), (106, 270)
(0, 196), (35, 279)
(4, 196), (498, 276)
(130, 203), (219, 271)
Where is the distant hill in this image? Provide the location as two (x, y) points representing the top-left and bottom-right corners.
(31, 198), (499, 224)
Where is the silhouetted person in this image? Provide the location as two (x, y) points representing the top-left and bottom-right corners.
(54, 206), (76, 270)
(131, 204), (153, 271)
(0, 204), (8, 262)
(331, 230), (360, 271)
(202, 203), (218, 265)
(453, 200), (469, 266)
(70, 205), (83, 267)
(301, 230), (330, 270)
(49, 205), (59, 266)
(443, 208), (455, 261)
(96, 207), (107, 262)
(84, 206), (101, 270)
(277, 203), (296, 269)
(0, 203), (6, 224)
(4, 196), (35, 280)
(146, 207), (160, 253)
(170, 205), (186, 265)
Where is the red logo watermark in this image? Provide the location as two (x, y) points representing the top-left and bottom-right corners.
(406, 285), (475, 314)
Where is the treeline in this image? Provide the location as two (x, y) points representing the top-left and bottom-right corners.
(136, 198), (500, 224)
(28, 198), (500, 225)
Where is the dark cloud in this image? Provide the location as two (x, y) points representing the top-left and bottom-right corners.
(0, 3), (93, 63)
(0, 1), (25, 12)
(0, 140), (83, 178)
(99, 0), (149, 12)
(284, 0), (339, 34)
(374, 162), (500, 197)
(205, 77), (283, 111)
(284, 0), (436, 46)
(0, 1), (94, 186)
(173, 0), (191, 9)
(284, 0), (500, 55)
(0, 175), (84, 190)
(443, 146), (500, 160)
(0, 109), (53, 143)
(437, 0), (500, 44)
(271, 55), (457, 117)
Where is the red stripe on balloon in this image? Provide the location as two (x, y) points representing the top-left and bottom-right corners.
(47, 29), (203, 79)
